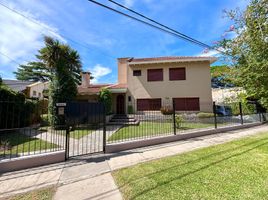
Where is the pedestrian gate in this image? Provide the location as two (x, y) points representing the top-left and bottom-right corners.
(65, 102), (106, 158)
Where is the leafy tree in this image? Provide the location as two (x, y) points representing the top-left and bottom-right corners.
(14, 62), (51, 82)
(218, 0), (268, 107)
(98, 88), (112, 114)
(211, 65), (236, 87)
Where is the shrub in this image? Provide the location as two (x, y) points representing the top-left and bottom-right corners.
(197, 112), (214, 118)
(128, 105), (134, 114)
(98, 88), (112, 115)
(160, 106), (173, 115)
(175, 115), (184, 128)
(40, 114), (51, 126)
(0, 85), (40, 128)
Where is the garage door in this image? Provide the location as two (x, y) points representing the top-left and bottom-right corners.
(173, 98), (200, 111)
(137, 98), (162, 111)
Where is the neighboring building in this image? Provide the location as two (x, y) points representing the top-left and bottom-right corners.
(212, 87), (245, 103)
(2, 79), (49, 99)
(77, 56), (217, 113)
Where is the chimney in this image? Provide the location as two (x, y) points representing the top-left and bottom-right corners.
(117, 57), (132, 84)
(81, 72), (91, 87)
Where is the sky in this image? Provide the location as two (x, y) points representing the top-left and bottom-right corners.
(0, 0), (249, 83)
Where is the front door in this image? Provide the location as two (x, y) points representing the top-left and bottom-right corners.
(116, 95), (125, 114)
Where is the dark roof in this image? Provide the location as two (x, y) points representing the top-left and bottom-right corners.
(2, 79), (34, 92)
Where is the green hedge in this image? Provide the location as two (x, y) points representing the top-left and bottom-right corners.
(197, 112), (214, 118)
(0, 85), (40, 129)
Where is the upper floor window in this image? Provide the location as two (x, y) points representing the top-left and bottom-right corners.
(133, 70), (141, 76)
(147, 69), (163, 82)
(169, 68), (186, 81)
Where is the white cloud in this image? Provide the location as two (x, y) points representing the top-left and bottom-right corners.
(0, 1), (64, 75)
(197, 50), (220, 57)
(123, 0), (135, 7)
(89, 64), (112, 83)
(197, 47), (226, 57)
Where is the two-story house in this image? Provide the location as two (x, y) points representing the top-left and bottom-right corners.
(77, 56), (217, 113)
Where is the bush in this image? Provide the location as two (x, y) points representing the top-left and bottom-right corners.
(197, 112), (214, 118)
(128, 105), (134, 114)
(175, 115), (184, 128)
(98, 88), (112, 115)
(0, 85), (40, 128)
(160, 106), (173, 115)
(40, 114), (51, 126)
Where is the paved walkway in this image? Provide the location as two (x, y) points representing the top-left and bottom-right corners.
(1, 124), (268, 200)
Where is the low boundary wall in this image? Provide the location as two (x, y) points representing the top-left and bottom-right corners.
(0, 151), (65, 173)
(106, 122), (264, 153)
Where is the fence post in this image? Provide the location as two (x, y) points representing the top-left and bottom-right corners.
(172, 99), (176, 135)
(103, 105), (106, 153)
(239, 102), (243, 125)
(65, 125), (70, 161)
(213, 101), (217, 129)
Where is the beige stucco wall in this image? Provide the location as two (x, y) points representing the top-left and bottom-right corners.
(118, 58), (129, 84)
(126, 61), (213, 112)
(28, 82), (49, 99)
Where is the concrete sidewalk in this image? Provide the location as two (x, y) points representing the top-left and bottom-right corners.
(1, 124), (268, 200)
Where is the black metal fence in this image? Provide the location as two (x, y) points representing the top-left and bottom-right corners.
(0, 99), (266, 160)
(106, 100), (267, 144)
(0, 100), (65, 160)
(65, 102), (105, 157)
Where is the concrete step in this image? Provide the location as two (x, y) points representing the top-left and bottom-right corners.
(112, 115), (129, 119)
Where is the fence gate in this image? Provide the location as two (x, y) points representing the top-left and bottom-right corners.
(65, 102), (106, 158)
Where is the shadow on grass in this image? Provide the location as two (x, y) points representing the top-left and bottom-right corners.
(0, 130), (58, 160)
(114, 136), (268, 199)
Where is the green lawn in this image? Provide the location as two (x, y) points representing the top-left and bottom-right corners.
(113, 132), (268, 200)
(69, 128), (96, 139)
(108, 122), (213, 141)
(0, 132), (58, 156)
(8, 187), (55, 200)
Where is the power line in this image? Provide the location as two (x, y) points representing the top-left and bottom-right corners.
(88, 0), (227, 55)
(87, 0), (209, 49)
(0, 51), (21, 65)
(0, 1), (116, 60)
(108, 0), (213, 50)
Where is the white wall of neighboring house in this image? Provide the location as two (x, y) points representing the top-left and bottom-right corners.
(28, 82), (49, 99)
(212, 87), (245, 103)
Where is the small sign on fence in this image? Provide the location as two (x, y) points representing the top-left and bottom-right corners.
(56, 103), (66, 107)
(58, 107), (65, 115)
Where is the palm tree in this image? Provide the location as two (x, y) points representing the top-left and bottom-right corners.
(38, 37), (82, 125)
(15, 36), (83, 125)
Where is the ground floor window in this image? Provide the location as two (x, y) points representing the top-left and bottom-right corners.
(137, 98), (162, 111)
(173, 97), (200, 111)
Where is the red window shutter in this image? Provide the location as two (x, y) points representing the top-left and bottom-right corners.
(137, 99), (162, 111)
(137, 99), (149, 111)
(186, 98), (200, 111)
(149, 99), (161, 110)
(147, 69), (163, 81)
(169, 68), (186, 81)
(173, 98), (186, 111)
(173, 97), (200, 111)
